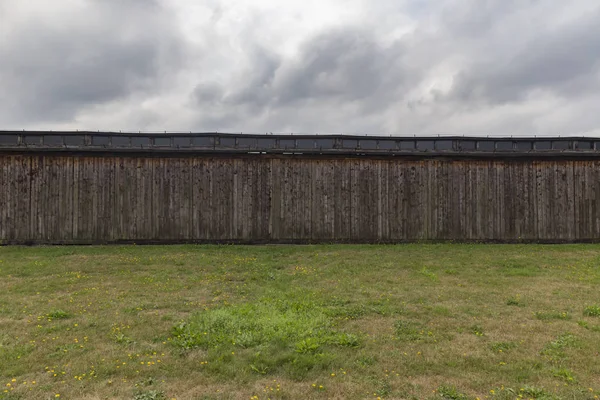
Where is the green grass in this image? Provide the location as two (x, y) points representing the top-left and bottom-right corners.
(583, 305), (600, 317)
(534, 311), (571, 321)
(1, 244), (600, 399)
(437, 384), (471, 400)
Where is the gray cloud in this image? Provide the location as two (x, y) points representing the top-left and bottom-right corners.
(440, 0), (529, 37)
(222, 45), (282, 108)
(0, 0), (184, 125)
(192, 27), (414, 130)
(448, 6), (600, 104)
(274, 29), (409, 106)
(2, 1), (600, 135)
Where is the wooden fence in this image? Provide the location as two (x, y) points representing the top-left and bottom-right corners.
(1, 153), (599, 243)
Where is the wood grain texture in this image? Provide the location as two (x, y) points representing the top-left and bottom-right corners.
(2, 154), (600, 243)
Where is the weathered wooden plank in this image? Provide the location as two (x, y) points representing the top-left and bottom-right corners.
(139, 157), (153, 240)
(8, 155), (16, 241)
(310, 160), (322, 241)
(184, 158), (194, 239)
(1, 156), (11, 241)
(564, 161), (576, 240)
(357, 160), (377, 241)
(162, 157), (174, 240)
(288, 160), (298, 241)
(171, 158), (184, 240)
(0, 155), (5, 240)
(242, 157), (253, 240)
(0, 156), (9, 241)
(19, 156), (31, 241)
(190, 158), (200, 239)
(254, 158), (265, 240)
(493, 160), (502, 239)
(154, 157), (165, 240)
(545, 161), (556, 240)
(52, 156), (63, 241)
(246, 159), (255, 240)
(5, 156), (13, 241)
(523, 160), (535, 240)
(76, 158), (88, 241)
(533, 161), (543, 240)
(0, 157), (7, 241)
(123, 157), (135, 240)
(517, 159), (530, 240)
(552, 161), (563, 240)
(393, 162), (407, 239)
(399, 161), (409, 240)
(331, 159), (349, 240)
(384, 161), (398, 240)
(107, 157), (119, 241)
(551, 161), (572, 240)
(496, 161), (506, 240)
(170, 157), (182, 240)
(261, 158), (272, 240)
(326, 160), (336, 240)
(150, 158), (159, 240)
(95, 157), (104, 241)
(574, 161), (592, 240)
(390, 161), (408, 240)
(214, 158), (233, 240)
(177, 159), (187, 240)
(245, 157), (254, 240)
(202, 158), (214, 239)
(439, 160), (451, 240)
(464, 161), (475, 240)
(509, 161), (521, 240)
(277, 159), (291, 240)
(584, 160), (592, 239)
(129, 157), (140, 239)
(71, 157), (79, 242)
(458, 161), (468, 239)
(424, 161), (434, 239)
(405, 162), (418, 240)
(438, 160), (449, 239)
(50, 156), (60, 241)
(311, 159), (336, 240)
(540, 161), (549, 240)
(232, 158), (243, 239)
(436, 160), (446, 240)
(289, 158), (301, 241)
(508, 161), (521, 239)
(592, 161), (600, 238)
(474, 161), (486, 240)
(416, 161), (429, 240)
(269, 158), (281, 240)
(60, 157), (73, 242)
(42, 155), (54, 241)
(86, 157), (96, 242)
(378, 160), (388, 240)
(27, 156), (39, 242)
(573, 161), (583, 240)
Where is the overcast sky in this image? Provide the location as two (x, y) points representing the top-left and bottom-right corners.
(1, 1), (600, 136)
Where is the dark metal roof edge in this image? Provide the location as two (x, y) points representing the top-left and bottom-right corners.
(2, 130), (600, 141)
(2, 131), (600, 157)
(4, 148), (600, 159)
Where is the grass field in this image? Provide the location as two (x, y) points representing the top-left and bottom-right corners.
(1, 244), (600, 400)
